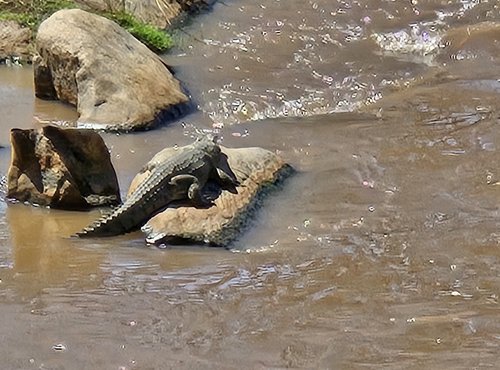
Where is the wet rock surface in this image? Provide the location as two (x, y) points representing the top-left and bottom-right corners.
(7, 126), (120, 210)
(129, 146), (293, 247)
(0, 20), (32, 63)
(34, 9), (189, 131)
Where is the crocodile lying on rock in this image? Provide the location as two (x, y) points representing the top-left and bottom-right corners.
(76, 135), (238, 237)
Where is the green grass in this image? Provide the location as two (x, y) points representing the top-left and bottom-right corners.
(0, 0), (76, 29)
(0, 1), (174, 52)
(106, 12), (174, 52)
(0, 11), (35, 28)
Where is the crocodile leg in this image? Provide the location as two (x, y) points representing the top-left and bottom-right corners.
(169, 174), (199, 188)
(170, 174), (212, 207)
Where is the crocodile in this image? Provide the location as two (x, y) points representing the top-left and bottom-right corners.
(76, 135), (237, 237)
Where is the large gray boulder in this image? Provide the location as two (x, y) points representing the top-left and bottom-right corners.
(34, 9), (189, 131)
(7, 126), (120, 210)
(128, 145), (293, 247)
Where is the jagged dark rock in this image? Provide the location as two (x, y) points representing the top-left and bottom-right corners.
(7, 126), (120, 210)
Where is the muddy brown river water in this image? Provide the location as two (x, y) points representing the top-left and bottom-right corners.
(1, 0), (500, 368)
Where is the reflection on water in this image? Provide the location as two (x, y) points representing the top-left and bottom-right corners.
(0, 0), (500, 368)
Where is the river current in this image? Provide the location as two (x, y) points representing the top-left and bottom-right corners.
(0, 0), (499, 368)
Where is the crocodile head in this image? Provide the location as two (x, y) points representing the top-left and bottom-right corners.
(197, 134), (222, 161)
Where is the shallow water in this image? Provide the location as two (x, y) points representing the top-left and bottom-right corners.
(1, 0), (500, 368)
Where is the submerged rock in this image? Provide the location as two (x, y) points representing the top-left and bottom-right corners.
(34, 9), (189, 131)
(134, 146), (293, 247)
(7, 126), (120, 210)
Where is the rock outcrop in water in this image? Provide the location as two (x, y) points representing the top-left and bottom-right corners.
(7, 126), (120, 210)
(34, 9), (189, 131)
(0, 20), (32, 64)
(77, 0), (216, 28)
(134, 145), (293, 247)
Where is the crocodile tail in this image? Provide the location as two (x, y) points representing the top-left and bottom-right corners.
(75, 209), (133, 238)
(75, 222), (123, 238)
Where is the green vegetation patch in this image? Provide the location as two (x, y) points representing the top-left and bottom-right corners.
(0, 1), (173, 52)
(0, 11), (34, 27)
(0, 0), (76, 29)
(106, 12), (174, 52)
